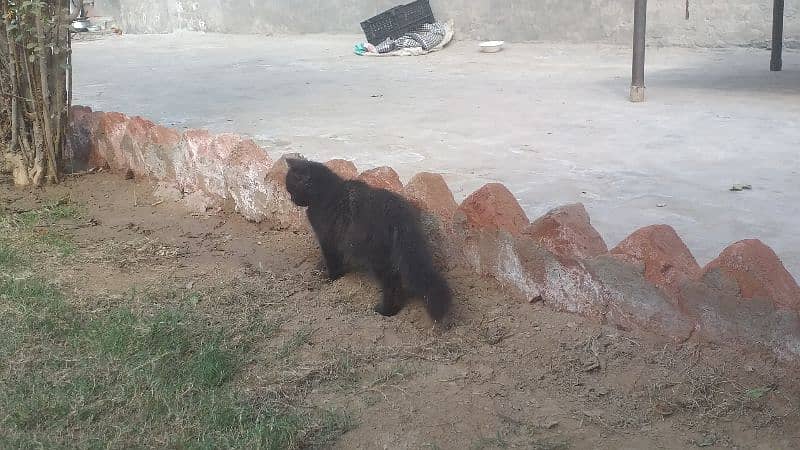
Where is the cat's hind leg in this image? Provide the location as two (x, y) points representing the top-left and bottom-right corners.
(374, 271), (407, 317)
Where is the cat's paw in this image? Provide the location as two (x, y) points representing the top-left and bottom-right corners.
(327, 268), (346, 281)
(373, 303), (401, 317)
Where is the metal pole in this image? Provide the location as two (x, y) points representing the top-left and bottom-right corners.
(630, 0), (648, 102)
(770, 0), (784, 71)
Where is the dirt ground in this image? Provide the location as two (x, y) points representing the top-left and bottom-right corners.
(3, 173), (799, 450)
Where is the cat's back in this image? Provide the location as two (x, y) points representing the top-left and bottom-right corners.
(343, 180), (421, 222)
(340, 180), (439, 279)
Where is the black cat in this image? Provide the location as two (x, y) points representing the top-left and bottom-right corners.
(285, 158), (451, 321)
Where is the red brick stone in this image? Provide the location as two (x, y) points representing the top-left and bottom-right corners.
(143, 125), (181, 181)
(224, 138), (274, 220)
(261, 153), (308, 229)
(457, 229), (605, 321)
(199, 133), (245, 197)
(174, 129), (214, 192)
(121, 116), (157, 177)
(125, 116), (155, 137)
(147, 125), (181, 147)
(358, 166), (403, 193)
(66, 106), (98, 171)
(324, 159), (358, 179)
(228, 138), (271, 167)
(70, 105), (93, 123)
(703, 239), (800, 311)
(527, 203), (608, 260)
(266, 153), (304, 187)
(209, 133), (242, 160)
(172, 130), (263, 198)
(588, 255), (696, 341)
(611, 225), (700, 308)
(681, 278), (800, 360)
(181, 129), (214, 160)
(93, 111), (129, 170)
(191, 133), (270, 199)
(468, 229), (693, 341)
(403, 172), (458, 221)
(459, 183), (529, 235)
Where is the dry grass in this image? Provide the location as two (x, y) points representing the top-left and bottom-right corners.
(0, 201), (354, 449)
(3, 177), (799, 449)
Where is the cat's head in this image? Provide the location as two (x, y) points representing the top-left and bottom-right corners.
(285, 158), (342, 207)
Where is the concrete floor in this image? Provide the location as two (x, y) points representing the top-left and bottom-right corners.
(72, 33), (800, 277)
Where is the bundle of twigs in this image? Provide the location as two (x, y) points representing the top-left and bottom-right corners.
(1, 0), (79, 186)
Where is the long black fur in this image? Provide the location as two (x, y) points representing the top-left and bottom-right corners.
(285, 158), (452, 321)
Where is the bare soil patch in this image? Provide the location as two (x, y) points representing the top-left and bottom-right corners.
(2, 173), (799, 449)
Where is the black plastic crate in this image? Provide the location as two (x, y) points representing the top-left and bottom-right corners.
(361, 0), (436, 45)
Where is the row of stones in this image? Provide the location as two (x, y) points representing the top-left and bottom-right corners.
(66, 106), (800, 360)
(329, 158), (800, 317)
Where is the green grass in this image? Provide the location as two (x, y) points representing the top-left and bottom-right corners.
(0, 277), (352, 449)
(37, 232), (77, 256)
(16, 199), (84, 228)
(0, 198), (83, 260)
(0, 199), (354, 448)
(0, 239), (21, 270)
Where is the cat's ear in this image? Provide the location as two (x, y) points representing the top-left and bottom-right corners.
(286, 158), (308, 170)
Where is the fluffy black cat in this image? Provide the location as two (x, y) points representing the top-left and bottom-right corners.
(285, 158), (451, 321)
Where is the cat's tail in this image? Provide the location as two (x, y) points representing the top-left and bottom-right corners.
(398, 242), (452, 322)
(418, 272), (452, 322)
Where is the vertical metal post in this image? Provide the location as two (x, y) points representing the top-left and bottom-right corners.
(630, 0), (648, 102)
(770, 0), (784, 71)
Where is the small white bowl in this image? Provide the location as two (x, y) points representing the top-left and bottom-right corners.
(479, 40), (505, 53)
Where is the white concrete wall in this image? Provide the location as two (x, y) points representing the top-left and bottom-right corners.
(93, 0), (798, 46)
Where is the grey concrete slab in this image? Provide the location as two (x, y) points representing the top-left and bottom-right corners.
(72, 33), (800, 277)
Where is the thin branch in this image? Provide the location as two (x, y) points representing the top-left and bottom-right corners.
(2, 1), (20, 155)
(0, 91), (31, 101)
(35, 3), (59, 183)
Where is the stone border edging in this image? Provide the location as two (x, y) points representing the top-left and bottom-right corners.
(66, 106), (800, 360)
